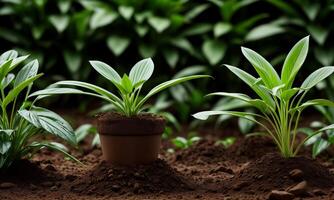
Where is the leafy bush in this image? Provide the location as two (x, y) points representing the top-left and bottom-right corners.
(0, 50), (78, 169)
(194, 36), (334, 158)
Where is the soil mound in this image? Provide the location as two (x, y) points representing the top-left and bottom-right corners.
(71, 159), (194, 196)
(229, 153), (334, 194)
(170, 139), (228, 165)
(0, 159), (59, 182)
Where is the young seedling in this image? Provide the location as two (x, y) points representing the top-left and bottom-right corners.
(32, 58), (210, 116)
(194, 36), (334, 158)
(0, 50), (78, 169)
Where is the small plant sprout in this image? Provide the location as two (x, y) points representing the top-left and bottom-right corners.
(32, 58), (210, 117)
(193, 36), (334, 158)
(0, 50), (78, 169)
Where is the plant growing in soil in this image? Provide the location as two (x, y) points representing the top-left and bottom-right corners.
(194, 36), (334, 158)
(0, 50), (78, 169)
(33, 58), (210, 165)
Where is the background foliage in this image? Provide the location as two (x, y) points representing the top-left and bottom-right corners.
(0, 0), (334, 122)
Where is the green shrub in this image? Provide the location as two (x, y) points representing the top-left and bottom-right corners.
(194, 36), (334, 158)
(0, 50), (78, 169)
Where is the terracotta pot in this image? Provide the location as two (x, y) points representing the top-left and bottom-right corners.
(96, 112), (165, 165)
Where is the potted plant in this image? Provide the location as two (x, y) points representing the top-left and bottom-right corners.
(0, 50), (79, 170)
(34, 58), (210, 165)
(193, 36), (334, 158)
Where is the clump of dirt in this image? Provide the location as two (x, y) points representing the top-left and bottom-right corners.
(168, 139), (228, 165)
(229, 136), (277, 160)
(228, 153), (334, 195)
(0, 159), (60, 182)
(71, 159), (194, 196)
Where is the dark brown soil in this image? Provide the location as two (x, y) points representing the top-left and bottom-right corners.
(71, 159), (193, 196)
(1, 131), (334, 199)
(97, 112), (165, 122)
(97, 112), (166, 136)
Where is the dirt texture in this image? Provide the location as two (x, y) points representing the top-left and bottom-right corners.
(0, 135), (334, 200)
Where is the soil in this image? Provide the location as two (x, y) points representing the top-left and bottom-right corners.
(97, 112), (166, 136)
(1, 130), (334, 199)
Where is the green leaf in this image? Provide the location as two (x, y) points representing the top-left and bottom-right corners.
(148, 16), (171, 33)
(0, 141), (11, 155)
(58, 0), (71, 13)
(2, 74), (43, 109)
(107, 35), (130, 56)
(224, 64), (274, 109)
(64, 50), (81, 73)
(241, 47), (281, 89)
(0, 60), (13, 83)
(296, 99), (334, 111)
(281, 36), (309, 88)
(172, 137), (188, 149)
(202, 39), (226, 65)
(214, 22), (232, 37)
(137, 75), (211, 110)
(307, 25), (328, 45)
(182, 23), (212, 36)
(135, 25), (149, 37)
(75, 124), (96, 143)
(281, 88), (299, 101)
(118, 6), (134, 20)
(312, 138), (329, 158)
(29, 142), (81, 163)
(193, 110), (260, 121)
(0, 50), (18, 63)
(184, 4), (209, 20)
(89, 60), (121, 83)
(90, 9), (118, 29)
(19, 108), (77, 146)
(129, 58), (154, 87)
(49, 15), (70, 33)
(14, 60), (39, 87)
(120, 74), (133, 94)
(163, 49), (179, 68)
(301, 67), (334, 90)
(314, 47), (334, 66)
(208, 92), (268, 112)
(49, 81), (122, 105)
(138, 43), (156, 58)
(246, 23), (284, 41)
(0, 74), (14, 90)
(239, 116), (255, 134)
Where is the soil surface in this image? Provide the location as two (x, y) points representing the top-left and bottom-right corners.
(1, 130), (334, 199)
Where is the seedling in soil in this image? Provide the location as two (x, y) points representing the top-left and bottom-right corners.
(172, 133), (201, 149)
(0, 50), (78, 169)
(215, 137), (236, 149)
(194, 36), (334, 158)
(34, 58), (210, 116)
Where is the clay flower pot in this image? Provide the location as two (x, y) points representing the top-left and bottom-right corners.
(96, 112), (165, 165)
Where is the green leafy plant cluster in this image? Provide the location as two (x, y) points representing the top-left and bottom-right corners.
(33, 58), (210, 117)
(194, 36), (334, 158)
(0, 50), (78, 169)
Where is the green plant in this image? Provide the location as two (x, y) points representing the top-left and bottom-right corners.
(172, 133), (201, 149)
(0, 50), (78, 169)
(215, 136), (236, 149)
(75, 124), (100, 147)
(32, 58), (210, 117)
(194, 36), (334, 158)
(298, 77), (334, 158)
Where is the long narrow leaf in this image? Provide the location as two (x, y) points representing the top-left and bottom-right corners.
(241, 47), (281, 88)
(281, 36), (309, 88)
(136, 75), (211, 110)
(89, 60), (122, 83)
